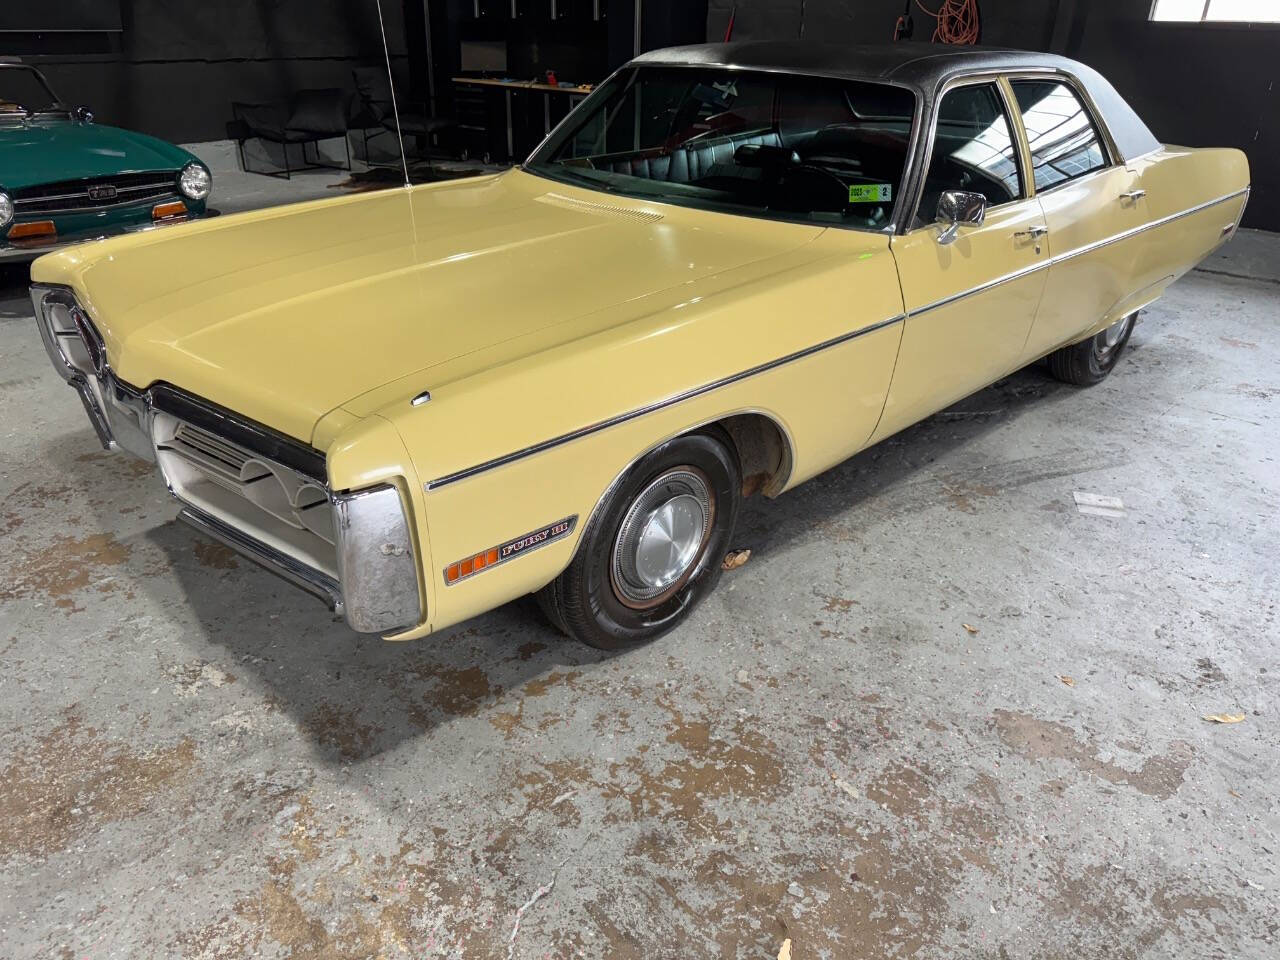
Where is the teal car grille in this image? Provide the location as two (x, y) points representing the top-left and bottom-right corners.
(14, 171), (179, 215)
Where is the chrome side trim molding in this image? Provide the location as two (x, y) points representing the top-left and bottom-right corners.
(1048, 187), (1251, 266)
(426, 186), (1248, 492)
(911, 258), (1050, 317)
(179, 505), (344, 614)
(909, 187), (1250, 318)
(426, 313), (906, 490)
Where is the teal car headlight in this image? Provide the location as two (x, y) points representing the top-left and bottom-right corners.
(0, 192), (12, 228)
(177, 163), (211, 201)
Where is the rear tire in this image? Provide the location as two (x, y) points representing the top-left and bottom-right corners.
(1047, 311), (1137, 386)
(537, 429), (741, 649)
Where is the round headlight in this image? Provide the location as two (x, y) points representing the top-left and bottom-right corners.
(0, 192), (13, 228)
(178, 163), (211, 201)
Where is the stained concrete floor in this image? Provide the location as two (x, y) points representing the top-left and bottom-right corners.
(1, 191), (1277, 958)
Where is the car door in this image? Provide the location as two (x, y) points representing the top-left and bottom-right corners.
(1009, 76), (1149, 364)
(873, 78), (1049, 443)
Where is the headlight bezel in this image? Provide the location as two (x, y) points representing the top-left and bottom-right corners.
(32, 284), (107, 383)
(31, 284), (116, 449)
(177, 162), (212, 201)
(0, 191), (14, 228)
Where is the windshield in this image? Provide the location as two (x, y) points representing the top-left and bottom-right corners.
(527, 66), (917, 231)
(0, 66), (64, 119)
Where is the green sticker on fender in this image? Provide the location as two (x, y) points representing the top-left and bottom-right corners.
(849, 183), (893, 203)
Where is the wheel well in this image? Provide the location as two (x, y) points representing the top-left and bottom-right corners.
(713, 413), (793, 498)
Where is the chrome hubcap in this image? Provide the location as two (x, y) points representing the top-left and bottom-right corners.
(1095, 314), (1133, 359)
(634, 495), (704, 587)
(1102, 319), (1127, 348)
(612, 468), (713, 608)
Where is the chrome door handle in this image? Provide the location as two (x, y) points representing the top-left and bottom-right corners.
(1119, 189), (1147, 202)
(1014, 225), (1049, 240)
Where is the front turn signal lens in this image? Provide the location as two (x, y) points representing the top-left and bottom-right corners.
(7, 220), (57, 246)
(152, 201), (188, 222)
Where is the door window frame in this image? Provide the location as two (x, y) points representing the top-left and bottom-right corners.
(904, 67), (1125, 231)
(1005, 72), (1118, 197)
(906, 74), (1032, 231)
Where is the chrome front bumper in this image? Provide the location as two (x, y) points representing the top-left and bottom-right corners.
(30, 283), (423, 634)
(3, 205), (201, 261)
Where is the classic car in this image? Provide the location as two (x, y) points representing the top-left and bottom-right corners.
(1, 59), (211, 259)
(30, 42), (1249, 648)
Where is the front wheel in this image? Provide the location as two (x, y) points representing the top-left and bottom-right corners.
(537, 429), (742, 649)
(1047, 311), (1137, 386)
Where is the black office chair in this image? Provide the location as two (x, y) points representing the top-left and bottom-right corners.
(228, 89), (353, 179)
(351, 67), (456, 166)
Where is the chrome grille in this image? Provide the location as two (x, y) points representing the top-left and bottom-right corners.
(170, 422), (255, 481)
(13, 171), (180, 215)
(154, 416), (338, 577)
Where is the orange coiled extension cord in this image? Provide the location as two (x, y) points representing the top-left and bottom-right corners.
(914, 0), (980, 45)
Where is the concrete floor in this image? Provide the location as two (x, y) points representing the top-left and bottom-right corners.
(1, 175), (1277, 958)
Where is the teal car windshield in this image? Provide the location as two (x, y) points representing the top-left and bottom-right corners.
(526, 66), (917, 232)
(0, 65), (64, 119)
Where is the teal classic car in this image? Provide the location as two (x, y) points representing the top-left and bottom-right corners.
(0, 59), (211, 260)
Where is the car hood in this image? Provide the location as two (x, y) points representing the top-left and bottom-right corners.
(0, 121), (197, 189)
(33, 169), (823, 447)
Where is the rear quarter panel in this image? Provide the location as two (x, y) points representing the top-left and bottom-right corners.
(378, 226), (906, 638)
(1077, 145), (1251, 346)
(1124, 146), (1250, 306)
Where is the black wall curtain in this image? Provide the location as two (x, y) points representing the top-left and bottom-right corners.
(23, 0), (411, 144)
(113, 0), (408, 62)
(705, 0), (1066, 47)
(0, 1), (122, 31)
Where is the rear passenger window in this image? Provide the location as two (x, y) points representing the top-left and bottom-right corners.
(919, 83), (1023, 225)
(1011, 79), (1109, 192)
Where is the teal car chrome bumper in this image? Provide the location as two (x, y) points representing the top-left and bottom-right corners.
(1, 171), (209, 261)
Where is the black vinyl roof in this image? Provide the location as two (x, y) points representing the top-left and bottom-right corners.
(634, 41), (1065, 86)
(631, 41), (1160, 162)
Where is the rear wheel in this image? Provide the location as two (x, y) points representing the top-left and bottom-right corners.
(537, 430), (741, 649)
(1047, 311), (1137, 386)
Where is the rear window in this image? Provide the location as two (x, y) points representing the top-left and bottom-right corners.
(529, 66), (918, 232)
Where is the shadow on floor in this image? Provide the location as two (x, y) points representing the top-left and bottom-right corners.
(46, 354), (1101, 765)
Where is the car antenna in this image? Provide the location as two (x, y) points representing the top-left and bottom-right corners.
(374, 0), (412, 189)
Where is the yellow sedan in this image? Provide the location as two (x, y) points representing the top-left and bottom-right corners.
(30, 43), (1249, 648)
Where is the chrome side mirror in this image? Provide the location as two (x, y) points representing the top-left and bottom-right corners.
(936, 190), (986, 245)
(74, 105), (94, 123)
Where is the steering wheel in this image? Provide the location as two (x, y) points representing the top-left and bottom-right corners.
(793, 163), (849, 197)
(776, 163), (862, 217)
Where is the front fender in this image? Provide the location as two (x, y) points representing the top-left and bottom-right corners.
(374, 229), (904, 638)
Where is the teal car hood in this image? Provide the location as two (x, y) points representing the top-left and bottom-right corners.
(0, 120), (198, 190)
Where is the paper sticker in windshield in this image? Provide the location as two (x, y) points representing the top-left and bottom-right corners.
(849, 184), (893, 204)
